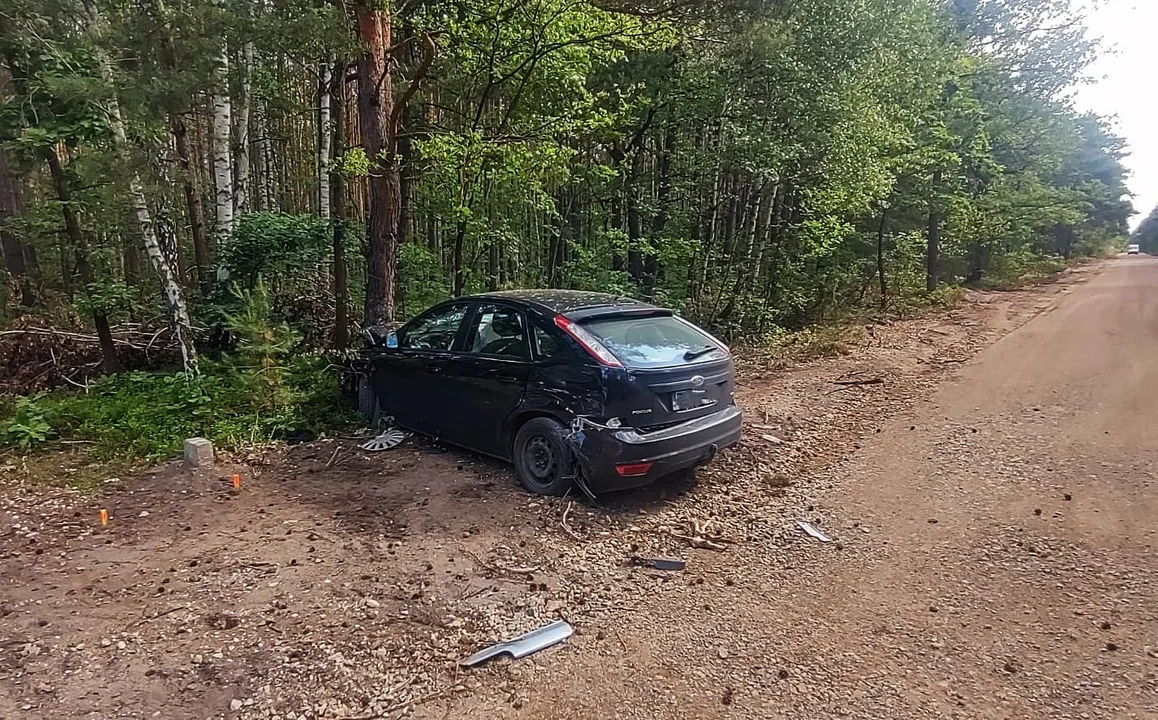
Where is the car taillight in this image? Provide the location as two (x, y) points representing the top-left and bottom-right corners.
(615, 462), (653, 477)
(554, 315), (623, 368)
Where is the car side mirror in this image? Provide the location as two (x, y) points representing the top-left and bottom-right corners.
(362, 326), (397, 348)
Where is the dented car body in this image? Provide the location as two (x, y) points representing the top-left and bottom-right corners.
(362, 290), (742, 495)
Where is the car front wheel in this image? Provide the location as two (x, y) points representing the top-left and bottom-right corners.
(513, 417), (576, 496)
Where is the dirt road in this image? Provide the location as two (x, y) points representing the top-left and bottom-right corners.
(456, 256), (1158, 720)
(1, 258), (1155, 719)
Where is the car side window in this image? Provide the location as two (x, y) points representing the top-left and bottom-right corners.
(533, 325), (567, 361)
(401, 305), (467, 351)
(466, 305), (529, 360)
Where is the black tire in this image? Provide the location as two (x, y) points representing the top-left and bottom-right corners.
(357, 375), (385, 428)
(512, 417), (576, 496)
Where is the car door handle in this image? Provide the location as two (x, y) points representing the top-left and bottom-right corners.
(430, 365), (443, 373)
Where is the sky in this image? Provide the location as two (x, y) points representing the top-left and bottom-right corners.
(1074, 1), (1158, 228)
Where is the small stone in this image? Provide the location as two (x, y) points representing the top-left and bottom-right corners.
(117, 641), (127, 650)
(1100, 621), (1111, 631)
(717, 647), (729, 659)
(1105, 642), (1119, 652)
(139, 511), (150, 518)
(1063, 493), (1072, 501)
(927, 518), (939, 524)
(192, 654), (203, 664)
(363, 598), (381, 609)
(1033, 508), (1041, 516)
(230, 699), (244, 711)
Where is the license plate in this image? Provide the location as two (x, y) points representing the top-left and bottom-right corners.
(672, 389), (716, 412)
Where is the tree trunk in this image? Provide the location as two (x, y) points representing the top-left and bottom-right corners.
(453, 218), (467, 296)
(355, 0), (399, 326)
(172, 114), (211, 294)
(926, 170), (942, 293)
(398, 104), (418, 245)
(626, 150), (644, 285)
(330, 59), (349, 349)
(211, 45), (235, 241)
(318, 60), (333, 220)
(46, 149), (119, 374)
(877, 207), (888, 308)
(233, 42), (252, 216)
(0, 146), (36, 306)
(926, 208), (941, 292)
(111, 112), (197, 373)
(85, 0), (196, 370)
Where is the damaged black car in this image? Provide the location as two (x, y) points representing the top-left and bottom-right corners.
(361, 290), (742, 496)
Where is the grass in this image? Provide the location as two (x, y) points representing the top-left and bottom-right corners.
(0, 357), (357, 489)
(738, 323), (865, 373)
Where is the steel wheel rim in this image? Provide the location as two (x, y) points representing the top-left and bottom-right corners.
(524, 435), (558, 485)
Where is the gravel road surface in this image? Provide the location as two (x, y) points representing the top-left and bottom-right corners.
(1, 258), (1154, 720)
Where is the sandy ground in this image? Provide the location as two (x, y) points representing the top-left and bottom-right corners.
(1, 257), (1155, 719)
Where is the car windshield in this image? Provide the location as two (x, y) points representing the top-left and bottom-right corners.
(584, 315), (725, 368)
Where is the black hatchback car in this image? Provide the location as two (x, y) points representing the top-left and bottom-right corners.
(362, 290), (742, 495)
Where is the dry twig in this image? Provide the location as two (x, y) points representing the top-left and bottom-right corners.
(560, 501), (581, 541)
(671, 518), (728, 551)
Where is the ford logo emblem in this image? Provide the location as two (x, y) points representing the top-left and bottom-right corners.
(690, 375), (705, 387)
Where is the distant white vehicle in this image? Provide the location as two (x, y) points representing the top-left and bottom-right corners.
(1127, 244), (1140, 255)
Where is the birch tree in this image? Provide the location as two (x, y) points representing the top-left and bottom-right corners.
(318, 60), (333, 220)
(211, 44), (235, 241)
(84, 0), (197, 372)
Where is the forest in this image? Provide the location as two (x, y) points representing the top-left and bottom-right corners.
(0, 0), (1135, 463)
(1131, 204), (1158, 253)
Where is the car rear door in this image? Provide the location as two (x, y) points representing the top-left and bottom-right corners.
(372, 302), (470, 434)
(435, 302), (532, 457)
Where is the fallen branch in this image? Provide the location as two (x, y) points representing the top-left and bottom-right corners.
(128, 604), (190, 628)
(459, 546), (541, 576)
(670, 518), (728, 552)
(831, 377), (884, 386)
(0, 327), (152, 350)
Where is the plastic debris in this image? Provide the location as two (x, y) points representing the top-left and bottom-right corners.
(796, 520), (832, 543)
(460, 619), (573, 668)
(358, 427), (408, 452)
(629, 556), (686, 571)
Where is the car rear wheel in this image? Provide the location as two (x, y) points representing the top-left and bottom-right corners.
(513, 418), (575, 496)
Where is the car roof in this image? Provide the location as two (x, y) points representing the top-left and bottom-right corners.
(468, 289), (658, 317)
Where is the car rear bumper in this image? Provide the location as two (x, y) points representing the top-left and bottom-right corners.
(577, 405), (742, 492)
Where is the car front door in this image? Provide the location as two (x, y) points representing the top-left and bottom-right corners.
(435, 302), (533, 457)
(371, 302), (470, 434)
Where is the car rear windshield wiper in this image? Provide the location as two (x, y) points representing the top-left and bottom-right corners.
(683, 346), (719, 361)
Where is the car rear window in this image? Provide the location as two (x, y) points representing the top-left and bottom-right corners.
(583, 315), (725, 368)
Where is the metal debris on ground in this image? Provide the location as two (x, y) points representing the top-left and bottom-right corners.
(459, 619), (574, 668)
(358, 427), (408, 452)
(629, 556), (686, 571)
(796, 520), (832, 543)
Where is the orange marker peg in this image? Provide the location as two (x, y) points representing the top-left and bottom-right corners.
(99, 508), (108, 526)
(232, 473), (241, 491)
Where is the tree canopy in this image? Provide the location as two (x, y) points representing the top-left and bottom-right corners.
(0, 0), (1136, 363)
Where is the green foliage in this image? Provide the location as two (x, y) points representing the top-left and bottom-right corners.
(223, 279), (300, 413)
(1, 362), (353, 463)
(223, 213), (332, 286)
(0, 397), (53, 450)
